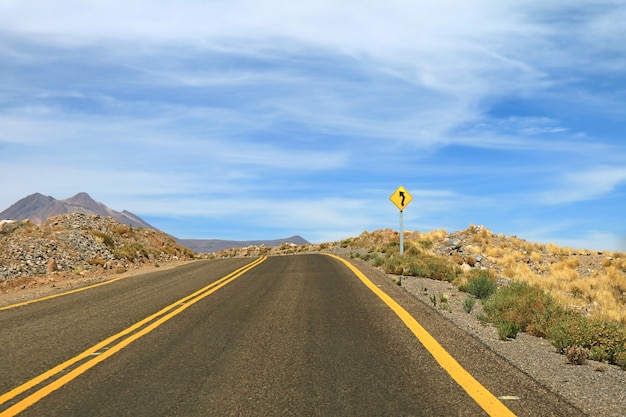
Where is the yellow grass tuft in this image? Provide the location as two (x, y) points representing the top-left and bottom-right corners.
(420, 229), (448, 241)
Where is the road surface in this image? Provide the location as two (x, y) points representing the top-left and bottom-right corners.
(0, 254), (583, 416)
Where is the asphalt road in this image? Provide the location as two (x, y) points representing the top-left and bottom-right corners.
(0, 254), (584, 416)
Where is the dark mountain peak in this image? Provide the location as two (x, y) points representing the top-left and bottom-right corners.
(64, 192), (93, 203)
(61, 192), (108, 213)
(0, 193), (56, 223)
(283, 235), (309, 245)
(18, 193), (55, 207)
(0, 192), (153, 230)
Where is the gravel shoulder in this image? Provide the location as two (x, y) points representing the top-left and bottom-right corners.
(394, 270), (626, 417)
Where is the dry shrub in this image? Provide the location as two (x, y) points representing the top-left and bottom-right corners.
(548, 264), (580, 281)
(463, 245), (481, 255)
(529, 251), (544, 263)
(564, 345), (589, 365)
(485, 246), (505, 258)
(420, 229), (448, 241)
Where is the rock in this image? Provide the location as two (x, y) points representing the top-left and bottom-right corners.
(448, 238), (462, 250)
(46, 258), (58, 274)
(0, 220), (21, 234)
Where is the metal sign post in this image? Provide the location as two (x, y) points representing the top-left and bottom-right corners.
(389, 186), (413, 255)
(399, 210), (404, 255)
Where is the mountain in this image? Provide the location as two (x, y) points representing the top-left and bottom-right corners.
(0, 192), (155, 229)
(176, 235), (310, 253)
(1, 193), (310, 252)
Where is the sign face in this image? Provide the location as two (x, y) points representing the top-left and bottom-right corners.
(390, 186), (413, 211)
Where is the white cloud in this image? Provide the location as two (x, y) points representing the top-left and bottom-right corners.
(539, 167), (626, 204)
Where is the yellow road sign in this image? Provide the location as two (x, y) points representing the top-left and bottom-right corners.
(390, 186), (413, 211)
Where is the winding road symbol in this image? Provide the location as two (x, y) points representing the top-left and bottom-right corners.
(390, 186), (413, 211)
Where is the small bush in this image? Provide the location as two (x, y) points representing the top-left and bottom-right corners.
(564, 345), (589, 365)
(463, 270), (497, 299)
(382, 252), (461, 282)
(463, 297), (476, 313)
(110, 224), (135, 237)
(614, 352), (626, 370)
(551, 315), (626, 364)
(429, 294), (437, 307)
(371, 255), (384, 267)
(87, 257), (106, 267)
(497, 321), (521, 340)
(91, 230), (115, 249)
(113, 243), (149, 260)
(404, 242), (423, 256)
(483, 282), (562, 338)
(418, 240), (433, 249)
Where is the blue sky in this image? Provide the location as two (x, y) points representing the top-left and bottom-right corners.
(1, 1), (625, 251)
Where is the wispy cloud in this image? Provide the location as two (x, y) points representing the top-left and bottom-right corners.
(538, 167), (626, 205)
(1, 1), (625, 249)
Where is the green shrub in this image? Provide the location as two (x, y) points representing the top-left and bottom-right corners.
(482, 282), (626, 366)
(418, 240), (433, 249)
(371, 255), (384, 267)
(429, 294), (437, 307)
(91, 230), (115, 249)
(404, 242), (423, 256)
(112, 243), (149, 260)
(551, 315), (626, 363)
(482, 282), (562, 338)
(382, 257), (404, 275)
(381, 242), (400, 255)
(497, 321), (521, 340)
(463, 270), (497, 299)
(463, 297), (476, 313)
(614, 352), (626, 370)
(383, 253), (461, 282)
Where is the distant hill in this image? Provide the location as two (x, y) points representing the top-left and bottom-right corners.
(0, 192), (309, 252)
(0, 192), (155, 229)
(176, 236), (310, 253)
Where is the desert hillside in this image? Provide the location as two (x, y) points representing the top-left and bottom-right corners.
(342, 227), (626, 324)
(0, 213), (194, 290)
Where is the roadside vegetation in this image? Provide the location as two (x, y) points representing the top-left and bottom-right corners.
(342, 228), (626, 369)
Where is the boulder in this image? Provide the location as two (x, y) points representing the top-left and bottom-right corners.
(0, 220), (21, 234)
(46, 258), (58, 274)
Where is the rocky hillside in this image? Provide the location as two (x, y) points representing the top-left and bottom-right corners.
(328, 226), (626, 325)
(0, 213), (194, 287)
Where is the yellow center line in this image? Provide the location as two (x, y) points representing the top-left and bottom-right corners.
(326, 254), (516, 417)
(0, 256), (266, 417)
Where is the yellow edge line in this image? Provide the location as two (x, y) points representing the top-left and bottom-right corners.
(0, 256), (266, 416)
(0, 275), (133, 311)
(0, 260), (216, 311)
(326, 254), (516, 417)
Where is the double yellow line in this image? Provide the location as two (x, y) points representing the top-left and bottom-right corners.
(0, 256), (266, 417)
